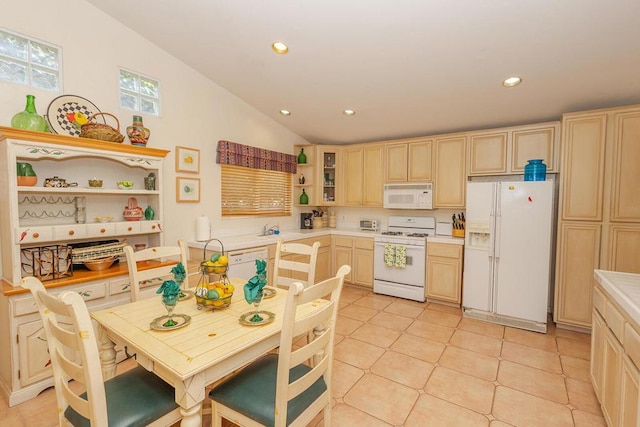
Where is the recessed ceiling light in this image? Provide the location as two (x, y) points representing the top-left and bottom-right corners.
(279, 109), (291, 116)
(343, 109), (356, 116)
(502, 77), (522, 87)
(271, 41), (288, 54)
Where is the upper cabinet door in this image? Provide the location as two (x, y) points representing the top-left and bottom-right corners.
(511, 125), (558, 172)
(384, 143), (408, 182)
(468, 132), (508, 175)
(363, 144), (384, 206)
(561, 114), (607, 221)
(610, 110), (640, 222)
(434, 135), (466, 208)
(408, 139), (433, 182)
(343, 146), (363, 206)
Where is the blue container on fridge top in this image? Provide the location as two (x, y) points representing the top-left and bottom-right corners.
(524, 159), (547, 181)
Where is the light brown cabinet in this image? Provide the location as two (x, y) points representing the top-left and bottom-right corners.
(384, 138), (432, 183)
(467, 122), (559, 176)
(342, 144), (384, 207)
(590, 282), (640, 427)
(332, 235), (374, 287)
(426, 242), (463, 305)
(433, 135), (466, 208)
(317, 146), (340, 206)
(554, 105), (640, 330)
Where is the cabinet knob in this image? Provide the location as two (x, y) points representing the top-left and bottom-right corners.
(128, 227), (133, 231)
(68, 230), (75, 236)
(151, 225), (156, 230)
(100, 228), (106, 233)
(33, 233), (39, 238)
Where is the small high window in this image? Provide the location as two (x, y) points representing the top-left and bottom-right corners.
(119, 68), (160, 116)
(0, 28), (61, 92)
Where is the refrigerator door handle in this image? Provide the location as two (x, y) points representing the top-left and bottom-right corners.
(494, 215), (501, 260)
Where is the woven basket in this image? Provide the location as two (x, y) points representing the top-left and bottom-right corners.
(79, 112), (125, 143)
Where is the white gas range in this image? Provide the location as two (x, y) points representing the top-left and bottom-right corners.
(373, 216), (435, 302)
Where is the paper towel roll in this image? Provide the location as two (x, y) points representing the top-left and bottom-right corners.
(196, 216), (211, 241)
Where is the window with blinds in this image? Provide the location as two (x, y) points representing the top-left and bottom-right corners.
(221, 164), (292, 217)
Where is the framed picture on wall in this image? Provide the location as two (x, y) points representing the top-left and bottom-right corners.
(176, 177), (200, 203)
(175, 146), (200, 173)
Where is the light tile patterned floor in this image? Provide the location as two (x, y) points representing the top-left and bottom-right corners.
(1, 285), (605, 426)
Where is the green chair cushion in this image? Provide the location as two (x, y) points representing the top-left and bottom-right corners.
(209, 353), (327, 427)
(64, 365), (179, 427)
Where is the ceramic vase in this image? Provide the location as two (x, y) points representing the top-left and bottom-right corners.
(126, 115), (151, 146)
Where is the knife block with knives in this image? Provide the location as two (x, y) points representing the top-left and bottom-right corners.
(452, 212), (465, 238)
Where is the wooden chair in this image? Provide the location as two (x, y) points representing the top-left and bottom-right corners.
(20, 276), (181, 427)
(124, 240), (189, 301)
(272, 238), (320, 289)
(208, 264), (350, 427)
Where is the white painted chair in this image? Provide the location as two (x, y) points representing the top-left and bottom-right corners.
(124, 240), (189, 301)
(272, 238), (320, 289)
(20, 276), (181, 427)
(209, 264), (350, 427)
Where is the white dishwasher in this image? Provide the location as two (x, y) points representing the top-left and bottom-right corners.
(226, 247), (268, 279)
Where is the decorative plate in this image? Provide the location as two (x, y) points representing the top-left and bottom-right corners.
(262, 287), (277, 299)
(239, 310), (275, 326)
(46, 95), (103, 136)
(150, 314), (191, 331)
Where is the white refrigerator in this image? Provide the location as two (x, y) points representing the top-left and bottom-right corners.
(462, 180), (555, 333)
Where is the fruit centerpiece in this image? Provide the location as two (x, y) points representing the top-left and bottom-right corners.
(195, 239), (234, 310)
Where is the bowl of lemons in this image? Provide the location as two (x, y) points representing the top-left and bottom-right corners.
(117, 181), (134, 190)
(200, 253), (229, 275)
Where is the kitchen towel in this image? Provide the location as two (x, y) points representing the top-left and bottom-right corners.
(196, 216), (211, 241)
(394, 245), (407, 268)
(384, 244), (395, 267)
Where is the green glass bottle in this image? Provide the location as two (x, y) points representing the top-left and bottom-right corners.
(297, 148), (307, 164)
(299, 188), (309, 205)
(11, 95), (49, 132)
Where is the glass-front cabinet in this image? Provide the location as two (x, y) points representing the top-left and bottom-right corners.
(317, 146), (340, 206)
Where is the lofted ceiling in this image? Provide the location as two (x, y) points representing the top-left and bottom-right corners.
(87, 0), (640, 145)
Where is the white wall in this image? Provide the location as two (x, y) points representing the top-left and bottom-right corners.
(0, 0), (307, 265)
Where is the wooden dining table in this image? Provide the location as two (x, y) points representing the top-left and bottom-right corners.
(91, 278), (327, 427)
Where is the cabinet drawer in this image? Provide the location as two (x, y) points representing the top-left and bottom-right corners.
(334, 236), (353, 248)
(625, 323), (640, 369)
(354, 238), (374, 250)
(87, 222), (116, 237)
(12, 282), (107, 317)
(593, 286), (606, 317)
(15, 226), (54, 244)
(116, 222), (141, 234)
(53, 224), (87, 240)
(109, 277), (131, 296)
(427, 243), (461, 258)
(605, 300), (625, 343)
(140, 220), (162, 233)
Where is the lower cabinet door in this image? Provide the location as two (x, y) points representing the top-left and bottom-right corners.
(620, 354), (640, 427)
(602, 327), (623, 427)
(17, 318), (73, 387)
(590, 309), (606, 400)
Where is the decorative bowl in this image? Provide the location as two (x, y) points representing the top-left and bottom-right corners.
(88, 178), (103, 188)
(117, 181), (134, 190)
(83, 257), (116, 271)
(95, 216), (113, 223)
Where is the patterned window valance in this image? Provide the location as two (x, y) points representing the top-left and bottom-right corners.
(216, 140), (297, 173)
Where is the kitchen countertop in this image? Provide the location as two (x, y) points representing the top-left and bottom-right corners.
(187, 228), (464, 252)
(594, 269), (640, 326)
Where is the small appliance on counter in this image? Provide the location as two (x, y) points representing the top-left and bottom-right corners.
(359, 219), (378, 232)
(300, 213), (313, 229)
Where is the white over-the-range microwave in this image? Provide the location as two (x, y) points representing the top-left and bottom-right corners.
(383, 182), (433, 209)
